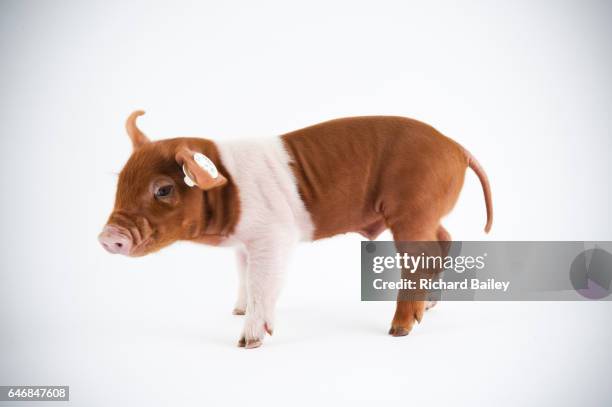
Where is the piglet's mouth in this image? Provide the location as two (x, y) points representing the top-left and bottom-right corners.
(124, 239), (153, 257)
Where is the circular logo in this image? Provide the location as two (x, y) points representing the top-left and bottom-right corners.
(569, 248), (612, 299)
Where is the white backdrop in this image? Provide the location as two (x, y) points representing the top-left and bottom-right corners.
(1, 1), (611, 406)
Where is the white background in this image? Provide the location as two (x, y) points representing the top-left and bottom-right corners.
(1, 0), (611, 406)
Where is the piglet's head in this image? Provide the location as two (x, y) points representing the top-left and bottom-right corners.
(99, 111), (229, 257)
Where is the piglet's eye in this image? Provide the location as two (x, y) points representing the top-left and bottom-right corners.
(155, 185), (173, 198)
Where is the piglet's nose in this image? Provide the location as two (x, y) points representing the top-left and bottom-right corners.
(98, 225), (132, 255)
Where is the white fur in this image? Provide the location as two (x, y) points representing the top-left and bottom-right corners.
(216, 137), (314, 346)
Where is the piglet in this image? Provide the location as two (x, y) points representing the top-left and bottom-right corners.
(99, 111), (493, 348)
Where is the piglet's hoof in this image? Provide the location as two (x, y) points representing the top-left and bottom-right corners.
(237, 336), (263, 349)
(388, 301), (425, 337)
(388, 326), (412, 337)
(232, 308), (246, 315)
(245, 339), (262, 349)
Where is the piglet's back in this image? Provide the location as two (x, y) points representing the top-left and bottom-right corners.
(281, 116), (467, 240)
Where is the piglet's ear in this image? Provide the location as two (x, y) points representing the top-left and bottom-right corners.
(126, 110), (150, 149)
(175, 148), (227, 190)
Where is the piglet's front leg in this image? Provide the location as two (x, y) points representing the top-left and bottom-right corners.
(232, 249), (248, 316)
(237, 235), (294, 349)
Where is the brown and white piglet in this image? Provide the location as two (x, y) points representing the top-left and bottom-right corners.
(99, 111), (492, 348)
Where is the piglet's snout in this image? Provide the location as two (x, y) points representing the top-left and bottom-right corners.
(98, 225), (132, 255)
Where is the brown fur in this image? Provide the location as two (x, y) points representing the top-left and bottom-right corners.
(282, 116), (492, 335)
